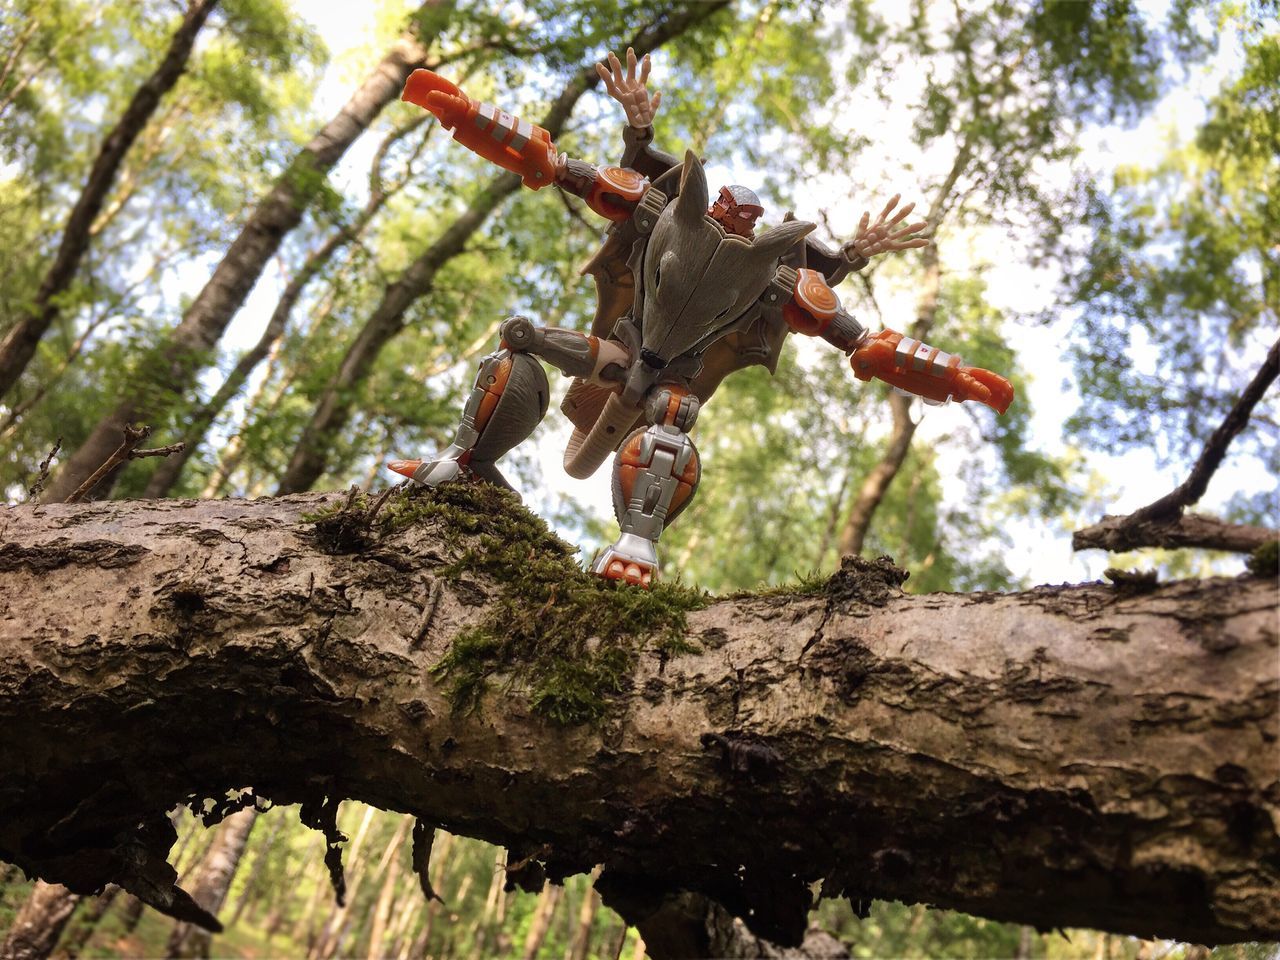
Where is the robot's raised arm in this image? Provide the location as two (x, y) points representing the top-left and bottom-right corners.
(403, 68), (651, 222)
(402, 69), (559, 188)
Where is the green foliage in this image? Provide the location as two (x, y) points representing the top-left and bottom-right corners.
(1064, 21), (1278, 494)
(2, 0), (1274, 952)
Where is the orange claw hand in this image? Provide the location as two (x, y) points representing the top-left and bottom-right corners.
(850, 329), (1014, 414)
(401, 69), (559, 189)
(402, 69), (468, 126)
(952, 366), (1014, 414)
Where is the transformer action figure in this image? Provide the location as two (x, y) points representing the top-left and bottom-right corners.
(390, 49), (1014, 587)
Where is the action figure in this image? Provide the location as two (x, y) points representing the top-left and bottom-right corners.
(390, 49), (1013, 587)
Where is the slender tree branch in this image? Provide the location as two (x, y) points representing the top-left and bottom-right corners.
(1073, 512), (1277, 555)
(62, 425), (186, 503)
(1075, 338), (1280, 553)
(25, 438), (61, 502)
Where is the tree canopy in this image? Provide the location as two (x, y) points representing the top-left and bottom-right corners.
(0, 0), (1276, 957)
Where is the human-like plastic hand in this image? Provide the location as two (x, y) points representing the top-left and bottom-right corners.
(595, 47), (662, 129)
(843, 194), (931, 261)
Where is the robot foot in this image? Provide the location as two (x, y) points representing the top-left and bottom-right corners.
(387, 450), (469, 487)
(591, 534), (660, 589)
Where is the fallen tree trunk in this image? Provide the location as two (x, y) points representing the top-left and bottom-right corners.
(0, 487), (1276, 956)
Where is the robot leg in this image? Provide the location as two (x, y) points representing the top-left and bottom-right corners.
(592, 387), (701, 588)
(389, 345), (549, 490)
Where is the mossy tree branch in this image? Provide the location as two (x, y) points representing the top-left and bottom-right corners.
(0, 487), (1276, 958)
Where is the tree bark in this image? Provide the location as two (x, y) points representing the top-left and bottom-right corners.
(0, 492), (1276, 956)
(0, 882), (81, 960)
(0, 0), (219, 401)
(165, 806), (258, 958)
(52, 885), (119, 960)
(40, 1), (452, 503)
(364, 816), (411, 960)
(1073, 512), (1279, 555)
(274, 0), (732, 495)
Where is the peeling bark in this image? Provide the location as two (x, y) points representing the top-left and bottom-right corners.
(1073, 512), (1278, 554)
(0, 492), (1276, 956)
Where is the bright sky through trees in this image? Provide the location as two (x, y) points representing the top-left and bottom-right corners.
(267, 0), (1274, 587)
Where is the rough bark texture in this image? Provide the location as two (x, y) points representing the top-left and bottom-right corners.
(1073, 512), (1279, 554)
(273, 0), (731, 495)
(40, 1), (450, 503)
(0, 492), (1276, 956)
(0, 0), (219, 401)
(165, 807), (257, 958)
(0, 882), (81, 960)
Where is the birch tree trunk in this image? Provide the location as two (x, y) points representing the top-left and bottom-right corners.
(141, 117), (430, 499)
(0, 0), (220, 401)
(51, 885), (118, 960)
(567, 867), (603, 960)
(0, 491), (1275, 957)
(165, 807), (258, 958)
(522, 883), (564, 960)
(273, 0), (732, 494)
(40, 0), (453, 503)
(309, 805), (377, 960)
(364, 817), (411, 960)
(0, 882), (80, 960)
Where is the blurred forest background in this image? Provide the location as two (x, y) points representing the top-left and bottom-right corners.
(0, 0), (1276, 956)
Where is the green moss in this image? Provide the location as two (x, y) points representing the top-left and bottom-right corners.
(742, 569), (834, 599)
(1247, 539), (1279, 578)
(342, 482), (709, 725)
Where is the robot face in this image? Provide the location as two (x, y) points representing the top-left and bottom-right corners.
(637, 153), (813, 364)
(708, 185), (765, 238)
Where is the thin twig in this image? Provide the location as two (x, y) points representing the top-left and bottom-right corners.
(26, 438), (62, 502)
(364, 482), (404, 524)
(129, 442), (185, 460)
(64, 424), (150, 504)
(1074, 338), (1280, 554)
(1129, 337), (1280, 525)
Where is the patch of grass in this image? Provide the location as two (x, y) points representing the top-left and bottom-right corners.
(315, 481), (710, 726)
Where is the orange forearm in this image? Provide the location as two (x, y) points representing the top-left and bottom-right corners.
(402, 69), (558, 189)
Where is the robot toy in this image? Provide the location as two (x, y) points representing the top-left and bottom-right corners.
(389, 50), (1013, 587)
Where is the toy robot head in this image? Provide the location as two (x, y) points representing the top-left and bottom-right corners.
(633, 152), (813, 370)
(709, 184), (765, 238)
